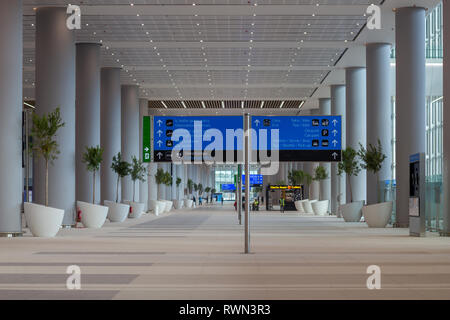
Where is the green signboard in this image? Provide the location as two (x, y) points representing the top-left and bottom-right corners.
(143, 116), (151, 162)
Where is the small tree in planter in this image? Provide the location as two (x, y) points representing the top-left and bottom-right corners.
(130, 156), (147, 202)
(31, 107), (65, 206)
(205, 187), (211, 203)
(163, 171), (172, 187)
(337, 147), (361, 203)
(111, 152), (131, 203)
(358, 139), (387, 203)
(198, 183), (203, 197)
(81, 145), (104, 204)
(155, 168), (166, 186)
(187, 179), (194, 196)
(314, 165), (328, 200)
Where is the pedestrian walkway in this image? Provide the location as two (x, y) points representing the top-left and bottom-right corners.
(0, 204), (449, 299)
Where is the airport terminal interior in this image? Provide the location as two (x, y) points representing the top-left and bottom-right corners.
(1, 0), (450, 300)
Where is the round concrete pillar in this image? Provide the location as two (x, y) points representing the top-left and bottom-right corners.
(100, 67), (121, 203)
(395, 7), (426, 227)
(139, 98), (148, 210)
(331, 85), (346, 215)
(346, 67), (367, 203)
(35, 7), (76, 225)
(0, 0), (22, 234)
(75, 43), (101, 204)
(366, 43), (393, 205)
(121, 85), (140, 202)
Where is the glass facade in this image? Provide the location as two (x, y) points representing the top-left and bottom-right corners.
(214, 165), (258, 201)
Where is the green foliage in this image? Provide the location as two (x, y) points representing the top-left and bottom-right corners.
(205, 187), (211, 193)
(111, 152), (131, 202)
(31, 107), (65, 165)
(337, 147), (361, 203)
(253, 186), (263, 193)
(314, 165), (328, 181)
(82, 145), (103, 173)
(130, 156), (146, 183)
(187, 179), (194, 193)
(303, 173), (313, 186)
(163, 171), (172, 186)
(111, 152), (131, 178)
(288, 170), (304, 185)
(276, 180), (286, 186)
(30, 107), (65, 206)
(82, 145), (104, 204)
(176, 177), (182, 187)
(198, 183), (203, 194)
(338, 147), (361, 178)
(211, 188), (216, 194)
(358, 139), (387, 175)
(155, 168), (166, 185)
(193, 183), (199, 191)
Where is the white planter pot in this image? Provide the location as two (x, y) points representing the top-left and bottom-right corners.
(363, 201), (393, 228)
(77, 201), (108, 229)
(159, 200), (173, 212)
(173, 200), (184, 209)
(340, 201), (364, 222)
(24, 202), (64, 237)
(104, 200), (130, 222)
(294, 200), (308, 213)
(127, 201), (145, 219)
(312, 200), (329, 216)
(302, 199), (317, 214)
(184, 199), (193, 208)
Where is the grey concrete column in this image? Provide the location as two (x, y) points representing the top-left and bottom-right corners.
(346, 67), (367, 203)
(177, 165), (184, 200)
(139, 98), (148, 210)
(172, 164), (177, 201)
(35, 7), (76, 225)
(366, 43), (393, 205)
(319, 98), (332, 207)
(0, 0), (22, 234)
(75, 43), (101, 204)
(166, 163), (172, 200)
(331, 85), (346, 215)
(121, 85), (139, 202)
(395, 7), (426, 227)
(148, 163), (157, 204)
(100, 68), (121, 203)
(443, 1), (450, 234)
(157, 163), (166, 200)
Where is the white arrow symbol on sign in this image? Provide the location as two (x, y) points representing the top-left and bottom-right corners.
(254, 119), (260, 127)
(157, 152), (163, 159)
(157, 130), (163, 137)
(332, 119), (338, 126)
(144, 147), (149, 152)
(332, 129), (338, 137)
(332, 152), (338, 160)
(332, 140), (338, 147)
(157, 140), (163, 147)
(157, 119), (163, 126)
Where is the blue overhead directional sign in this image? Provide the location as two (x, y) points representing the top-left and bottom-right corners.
(251, 115), (342, 162)
(242, 174), (263, 186)
(153, 116), (243, 162)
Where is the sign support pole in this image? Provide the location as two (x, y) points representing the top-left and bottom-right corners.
(244, 113), (251, 254)
(237, 164), (242, 225)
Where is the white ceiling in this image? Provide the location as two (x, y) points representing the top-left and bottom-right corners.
(22, 0), (440, 111)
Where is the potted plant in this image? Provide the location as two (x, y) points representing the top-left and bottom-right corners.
(77, 145), (109, 228)
(358, 140), (392, 227)
(338, 147), (363, 222)
(125, 156), (147, 219)
(104, 152), (131, 222)
(25, 107), (65, 237)
(311, 165), (330, 216)
(211, 188), (216, 202)
(184, 179), (194, 208)
(205, 187), (211, 203)
(162, 171), (173, 212)
(173, 177), (184, 209)
(153, 168), (168, 215)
